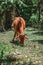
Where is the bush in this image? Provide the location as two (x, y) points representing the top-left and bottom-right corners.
(30, 14), (38, 28)
(40, 14), (43, 30)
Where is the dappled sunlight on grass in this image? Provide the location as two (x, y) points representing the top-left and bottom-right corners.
(0, 27), (43, 65)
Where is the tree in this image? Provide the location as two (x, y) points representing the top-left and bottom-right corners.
(0, 0), (16, 31)
(15, 0), (33, 26)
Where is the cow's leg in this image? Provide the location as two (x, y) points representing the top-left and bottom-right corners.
(19, 35), (24, 46)
(12, 31), (17, 42)
(12, 31), (19, 42)
(20, 38), (24, 46)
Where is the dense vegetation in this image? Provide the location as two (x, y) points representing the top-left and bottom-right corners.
(0, 0), (43, 31)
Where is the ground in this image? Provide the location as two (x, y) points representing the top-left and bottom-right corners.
(0, 27), (43, 65)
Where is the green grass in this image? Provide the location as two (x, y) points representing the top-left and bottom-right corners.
(0, 27), (43, 65)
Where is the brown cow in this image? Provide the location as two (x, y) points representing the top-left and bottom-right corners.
(12, 17), (27, 46)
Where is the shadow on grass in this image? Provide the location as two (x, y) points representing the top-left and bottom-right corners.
(32, 31), (43, 35)
(25, 29), (35, 31)
(38, 40), (43, 44)
(31, 40), (43, 44)
(10, 40), (20, 46)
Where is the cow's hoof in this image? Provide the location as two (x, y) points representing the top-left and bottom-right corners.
(20, 44), (24, 47)
(10, 39), (14, 43)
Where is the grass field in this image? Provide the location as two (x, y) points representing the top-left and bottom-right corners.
(0, 27), (43, 65)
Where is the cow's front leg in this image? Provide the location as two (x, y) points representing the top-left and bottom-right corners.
(11, 32), (17, 42)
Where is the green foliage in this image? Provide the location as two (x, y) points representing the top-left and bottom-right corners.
(32, 0), (38, 6)
(30, 14), (38, 23)
(0, 0), (15, 16)
(15, 0), (33, 24)
(0, 0), (43, 29)
(0, 0), (14, 30)
(40, 14), (43, 21)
